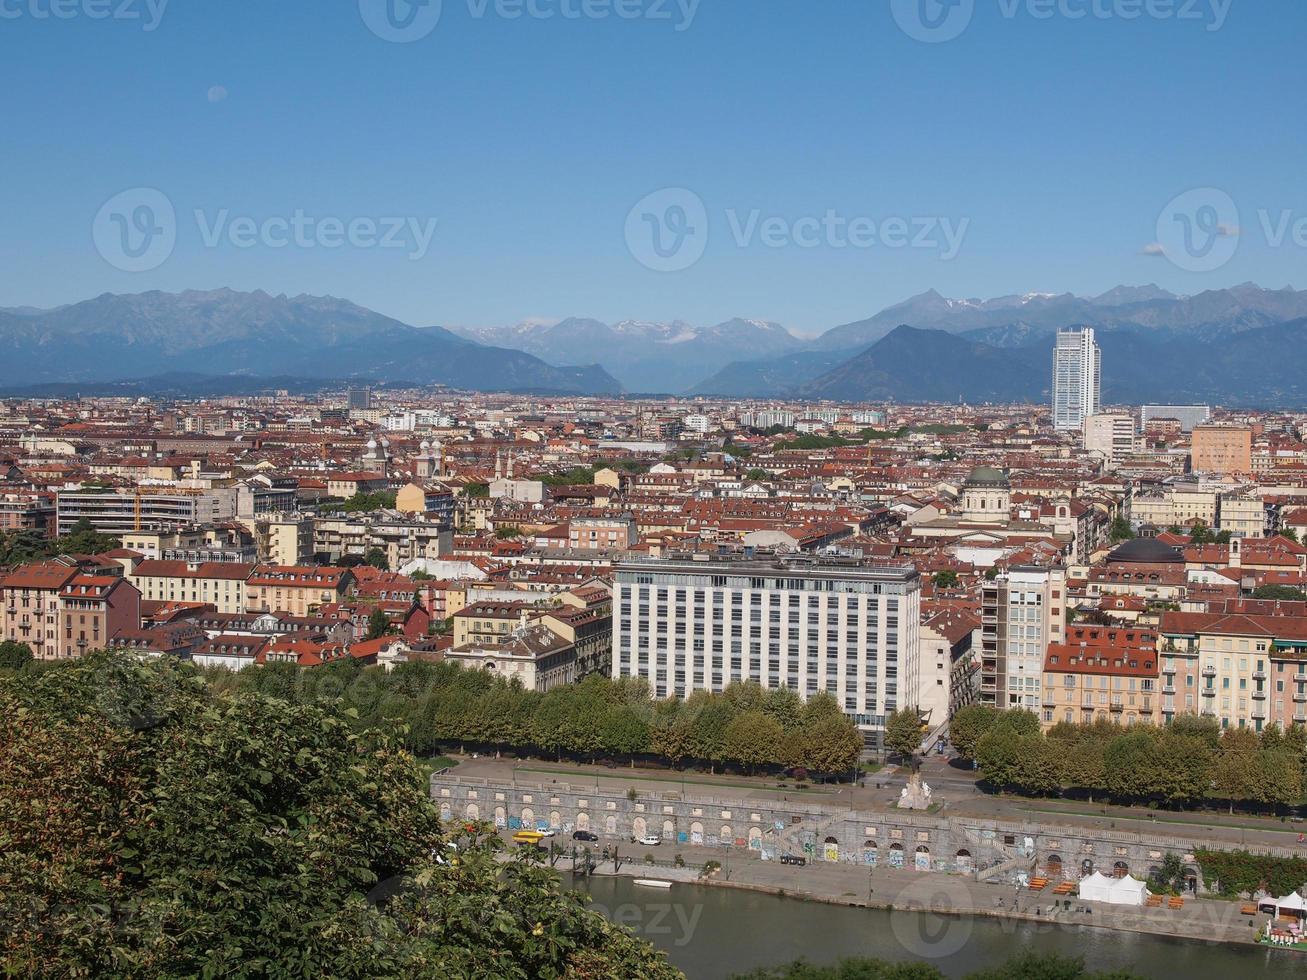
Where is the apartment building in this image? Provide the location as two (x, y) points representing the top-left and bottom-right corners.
(55, 487), (238, 536)
(612, 554), (922, 749)
(980, 566), (1067, 711)
(1191, 425), (1253, 476)
(59, 575), (141, 659)
(1159, 600), (1307, 730)
(244, 566), (355, 616)
(1082, 413), (1137, 465)
(1041, 626), (1160, 728)
(127, 560), (253, 614)
(567, 515), (637, 552)
(0, 560), (140, 660)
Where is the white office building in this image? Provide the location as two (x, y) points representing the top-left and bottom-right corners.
(613, 555), (921, 749)
(1051, 327), (1102, 431)
(1083, 413), (1137, 465)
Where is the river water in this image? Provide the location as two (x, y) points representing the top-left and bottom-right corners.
(570, 875), (1303, 980)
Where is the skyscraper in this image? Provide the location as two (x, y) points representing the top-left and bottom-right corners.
(1051, 327), (1101, 431)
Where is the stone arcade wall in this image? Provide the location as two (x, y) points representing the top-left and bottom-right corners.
(431, 773), (1293, 891)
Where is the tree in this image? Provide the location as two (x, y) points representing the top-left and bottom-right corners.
(1189, 521), (1213, 545)
(0, 652), (680, 978)
(57, 517), (120, 556)
(722, 710), (785, 774)
(1108, 516), (1134, 543)
(364, 547), (390, 570)
(949, 704), (999, 761)
(884, 707), (924, 761)
(365, 607), (391, 640)
(975, 727), (1023, 789)
(1252, 585), (1307, 601)
(795, 715), (863, 774)
(931, 570), (960, 589)
(494, 525), (523, 540)
(0, 640), (33, 671)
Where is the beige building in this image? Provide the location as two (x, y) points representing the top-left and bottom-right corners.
(128, 560), (252, 614)
(244, 566), (355, 616)
(1082, 413), (1136, 466)
(1191, 425), (1253, 476)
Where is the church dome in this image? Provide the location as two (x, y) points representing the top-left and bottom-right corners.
(1107, 537), (1184, 564)
(964, 466), (1009, 488)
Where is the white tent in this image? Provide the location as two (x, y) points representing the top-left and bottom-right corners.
(1079, 872), (1149, 907)
(1078, 872), (1115, 903)
(1260, 891), (1307, 919)
(1107, 875), (1149, 907)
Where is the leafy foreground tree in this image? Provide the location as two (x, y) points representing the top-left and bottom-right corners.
(733, 951), (1147, 980)
(0, 652), (680, 979)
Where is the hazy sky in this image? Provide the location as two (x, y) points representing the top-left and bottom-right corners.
(3, 0), (1303, 334)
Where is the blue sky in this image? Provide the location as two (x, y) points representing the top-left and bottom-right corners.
(2, 0), (1304, 335)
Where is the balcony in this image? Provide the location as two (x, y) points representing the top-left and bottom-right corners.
(1295, 672), (1307, 684)
(1202, 665), (1217, 677)
(1161, 663), (1177, 675)
(1294, 691), (1307, 703)
(1161, 685), (1176, 696)
(1253, 670), (1267, 681)
(1252, 706), (1268, 721)
(1201, 688), (1215, 698)
(1252, 688), (1267, 700)
(1109, 701), (1124, 712)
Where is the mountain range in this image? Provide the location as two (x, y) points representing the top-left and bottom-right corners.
(0, 290), (620, 396)
(7, 283), (1307, 405)
(689, 283), (1307, 405)
(450, 317), (802, 394)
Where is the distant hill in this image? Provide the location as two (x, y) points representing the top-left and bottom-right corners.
(797, 326), (1045, 402)
(771, 318), (1307, 407)
(691, 283), (1307, 402)
(0, 289), (621, 395)
(452, 316), (802, 393)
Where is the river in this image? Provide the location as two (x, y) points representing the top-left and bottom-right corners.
(570, 875), (1303, 980)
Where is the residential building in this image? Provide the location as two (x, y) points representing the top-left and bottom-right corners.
(1041, 625), (1160, 728)
(1191, 425), (1253, 476)
(980, 566), (1067, 711)
(244, 566), (355, 616)
(612, 554), (922, 751)
(1083, 413), (1137, 465)
(445, 624), (578, 692)
(127, 560), (253, 614)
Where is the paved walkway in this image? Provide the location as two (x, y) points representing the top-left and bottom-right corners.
(548, 843), (1270, 948)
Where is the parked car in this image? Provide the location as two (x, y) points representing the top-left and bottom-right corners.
(536, 828), (556, 838)
(572, 830), (599, 842)
(780, 854), (807, 866)
(511, 830), (546, 847)
(633, 834), (663, 846)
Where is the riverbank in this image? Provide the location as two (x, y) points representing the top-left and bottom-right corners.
(569, 874), (1305, 980)
(564, 847), (1280, 951)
